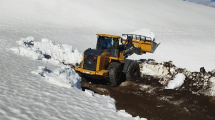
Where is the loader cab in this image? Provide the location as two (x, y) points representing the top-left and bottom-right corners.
(96, 34), (120, 57)
(96, 34), (120, 50)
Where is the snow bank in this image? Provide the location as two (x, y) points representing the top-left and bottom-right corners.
(166, 73), (186, 89)
(10, 36), (82, 65)
(31, 65), (81, 89)
(140, 61), (180, 87)
(34, 38), (82, 64)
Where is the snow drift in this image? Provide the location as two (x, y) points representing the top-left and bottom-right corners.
(31, 65), (81, 89)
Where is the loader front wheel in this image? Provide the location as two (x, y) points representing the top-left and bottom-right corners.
(109, 64), (122, 87)
(126, 61), (140, 81)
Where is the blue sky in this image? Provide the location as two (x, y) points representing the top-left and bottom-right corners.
(185, 0), (215, 7)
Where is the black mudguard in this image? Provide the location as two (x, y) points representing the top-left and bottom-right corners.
(122, 59), (133, 73)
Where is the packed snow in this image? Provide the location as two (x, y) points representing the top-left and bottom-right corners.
(1, 0), (215, 119)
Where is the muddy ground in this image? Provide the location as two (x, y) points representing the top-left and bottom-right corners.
(81, 78), (215, 120)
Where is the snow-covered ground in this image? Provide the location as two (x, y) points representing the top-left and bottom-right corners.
(1, 0), (215, 119)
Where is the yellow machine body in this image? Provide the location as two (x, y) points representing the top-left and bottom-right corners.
(75, 34), (158, 79)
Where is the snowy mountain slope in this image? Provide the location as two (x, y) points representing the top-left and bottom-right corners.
(1, 0), (215, 71)
(0, 0), (215, 119)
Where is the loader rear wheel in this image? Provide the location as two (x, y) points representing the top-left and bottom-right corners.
(109, 64), (122, 87)
(126, 61), (140, 81)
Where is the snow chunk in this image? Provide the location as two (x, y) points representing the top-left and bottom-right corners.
(118, 110), (147, 120)
(130, 28), (155, 41)
(84, 89), (95, 96)
(141, 63), (169, 76)
(209, 77), (215, 96)
(17, 36), (34, 48)
(166, 73), (186, 89)
(32, 66), (81, 89)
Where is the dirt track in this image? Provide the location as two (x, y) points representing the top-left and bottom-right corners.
(81, 78), (215, 120)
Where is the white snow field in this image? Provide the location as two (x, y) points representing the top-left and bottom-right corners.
(1, 0), (215, 119)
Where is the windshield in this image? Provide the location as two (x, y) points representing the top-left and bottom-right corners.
(97, 36), (114, 49)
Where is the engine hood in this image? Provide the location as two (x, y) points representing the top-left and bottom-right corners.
(84, 48), (104, 56)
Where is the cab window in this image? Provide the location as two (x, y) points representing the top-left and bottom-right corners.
(97, 36), (114, 49)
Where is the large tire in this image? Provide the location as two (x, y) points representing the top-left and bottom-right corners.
(108, 62), (120, 70)
(126, 61), (140, 81)
(109, 63), (122, 87)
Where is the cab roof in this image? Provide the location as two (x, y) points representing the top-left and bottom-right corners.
(97, 34), (120, 38)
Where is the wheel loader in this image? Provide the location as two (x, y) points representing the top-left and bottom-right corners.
(75, 34), (159, 86)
